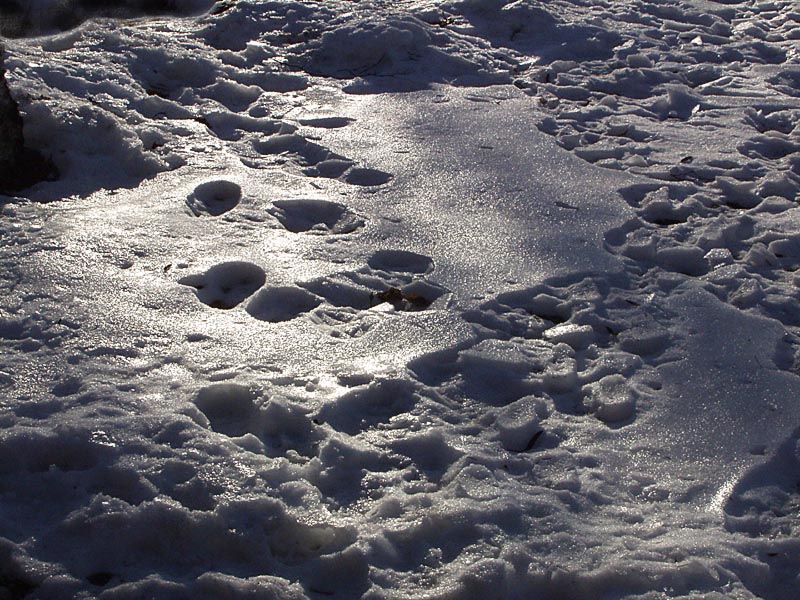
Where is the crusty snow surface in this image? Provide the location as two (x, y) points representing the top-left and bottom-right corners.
(1, 0), (799, 598)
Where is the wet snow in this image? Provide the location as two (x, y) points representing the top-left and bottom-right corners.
(1, 0), (799, 598)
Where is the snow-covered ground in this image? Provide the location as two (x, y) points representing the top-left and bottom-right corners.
(1, 0), (799, 598)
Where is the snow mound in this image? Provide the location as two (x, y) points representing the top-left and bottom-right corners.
(302, 14), (511, 91)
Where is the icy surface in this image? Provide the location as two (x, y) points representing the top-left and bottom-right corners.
(1, 0), (800, 598)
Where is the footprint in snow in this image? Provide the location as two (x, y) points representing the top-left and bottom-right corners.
(194, 383), (259, 438)
(178, 261), (265, 309)
(314, 379), (418, 436)
(269, 199), (364, 234)
(194, 384), (320, 457)
(344, 167), (393, 187)
(185, 180), (242, 217)
(299, 274), (376, 311)
(253, 132), (392, 186)
(211, 250), (447, 335)
(738, 135), (799, 161)
(246, 287), (322, 322)
(299, 250), (446, 315)
(298, 116), (355, 129)
(253, 134), (348, 176)
(253, 133), (319, 158)
(368, 249), (434, 274)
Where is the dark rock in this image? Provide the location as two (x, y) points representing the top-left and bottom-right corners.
(0, 44), (57, 195)
(0, 44), (24, 167)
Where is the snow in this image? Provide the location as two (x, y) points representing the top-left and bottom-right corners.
(1, 0), (800, 598)
(494, 396), (545, 452)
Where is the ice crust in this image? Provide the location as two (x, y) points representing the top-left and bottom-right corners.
(1, 0), (800, 598)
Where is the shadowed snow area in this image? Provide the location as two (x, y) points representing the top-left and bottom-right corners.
(1, 0), (800, 598)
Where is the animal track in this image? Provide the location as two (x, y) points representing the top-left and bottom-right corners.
(186, 180), (242, 216)
(269, 199), (364, 234)
(246, 287), (323, 322)
(179, 261), (266, 309)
